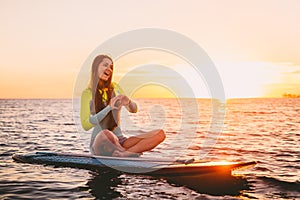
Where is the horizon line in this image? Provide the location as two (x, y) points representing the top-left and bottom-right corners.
(0, 96), (293, 100)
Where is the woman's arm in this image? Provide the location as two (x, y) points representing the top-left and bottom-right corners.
(112, 82), (138, 113)
(80, 89), (94, 131)
(80, 88), (112, 130)
(89, 105), (112, 125)
(125, 99), (138, 113)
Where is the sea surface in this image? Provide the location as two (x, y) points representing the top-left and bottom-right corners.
(0, 98), (299, 199)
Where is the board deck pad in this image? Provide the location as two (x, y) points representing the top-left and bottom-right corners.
(12, 152), (256, 175)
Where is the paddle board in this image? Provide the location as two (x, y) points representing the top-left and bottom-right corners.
(12, 151), (256, 176)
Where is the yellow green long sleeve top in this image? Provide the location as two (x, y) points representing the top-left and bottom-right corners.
(80, 82), (124, 131)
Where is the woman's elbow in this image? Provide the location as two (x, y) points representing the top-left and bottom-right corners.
(82, 124), (91, 131)
(130, 103), (138, 113)
(81, 119), (92, 131)
(131, 108), (138, 113)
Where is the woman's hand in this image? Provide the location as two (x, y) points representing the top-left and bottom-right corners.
(109, 96), (122, 110)
(109, 95), (131, 110)
(119, 95), (131, 106)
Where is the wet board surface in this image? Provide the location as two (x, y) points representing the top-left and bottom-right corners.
(12, 152), (257, 176)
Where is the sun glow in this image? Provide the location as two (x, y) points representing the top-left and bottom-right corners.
(215, 61), (281, 98)
(131, 85), (177, 99)
(114, 55), (293, 99)
(1, 1), (299, 99)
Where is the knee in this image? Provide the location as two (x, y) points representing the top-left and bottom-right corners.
(93, 129), (119, 156)
(95, 129), (109, 142)
(100, 129), (111, 135)
(156, 129), (166, 142)
(100, 129), (118, 144)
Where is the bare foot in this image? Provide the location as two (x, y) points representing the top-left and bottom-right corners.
(112, 150), (142, 157)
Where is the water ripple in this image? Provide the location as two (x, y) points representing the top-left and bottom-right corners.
(1, 98), (299, 199)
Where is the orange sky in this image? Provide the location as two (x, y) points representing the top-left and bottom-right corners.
(1, 0), (300, 99)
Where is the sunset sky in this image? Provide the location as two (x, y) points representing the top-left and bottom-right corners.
(1, 0), (300, 99)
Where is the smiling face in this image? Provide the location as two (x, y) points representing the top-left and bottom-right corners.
(98, 58), (113, 81)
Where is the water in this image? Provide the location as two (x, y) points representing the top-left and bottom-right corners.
(0, 98), (299, 199)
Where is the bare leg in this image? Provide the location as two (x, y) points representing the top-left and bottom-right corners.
(112, 150), (142, 157)
(93, 129), (144, 157)
(116, 129), (166, 157)
(92, 129), (124, 156)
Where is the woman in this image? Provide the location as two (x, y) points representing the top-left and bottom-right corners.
(80, 55), (165, 157)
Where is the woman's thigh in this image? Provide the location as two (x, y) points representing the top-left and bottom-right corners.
(122, 129), (163, 149)
(121, 136), (143, 149)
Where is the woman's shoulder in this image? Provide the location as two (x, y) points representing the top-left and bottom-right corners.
(112, 82), (118, 88)
(112, 82), (124, 95)
(81, 87), (92, 97)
